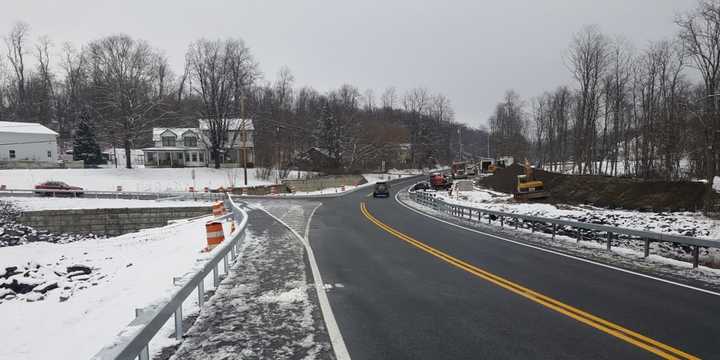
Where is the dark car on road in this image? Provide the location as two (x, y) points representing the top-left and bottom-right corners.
(34, 181), (84, 197)
(373, 181), (390, 198)
(412, 182), (431, 191)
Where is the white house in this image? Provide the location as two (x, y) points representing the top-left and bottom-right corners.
(142, 119), (255, 168)
(0, 121), (58, 163)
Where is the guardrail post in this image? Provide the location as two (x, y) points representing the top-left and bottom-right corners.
(488, 214), (492, 225)
(500, 216), (504, 228)
(577, 229), (581, 243)
(514, 218), (518, 230)
(552, 224), (557, 240)
(693, 246), (700, 268)
(213, 265), (219, 288)
(174, 305), (183, 340)
(224, 253), (230, 274)
(197, 280), (205, 308)
(644, 239), (650, 258)
(135, 308), (150, 360)
(531, 221), (535, 233)
(606, 232), (612, 250)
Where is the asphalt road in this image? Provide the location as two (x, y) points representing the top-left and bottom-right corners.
(309, 178), (720, 360)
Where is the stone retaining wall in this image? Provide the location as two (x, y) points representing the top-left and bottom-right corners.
(18, 206), (212, 236)
(282, 175), (367, 192)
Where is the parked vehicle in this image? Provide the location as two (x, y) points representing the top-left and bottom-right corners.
(430, 173), (451, 190)
(373, 181), (390, 198)
(34, 181), (84, 197)
(451, 161), (468, 179)
(513, 159), (548, 201)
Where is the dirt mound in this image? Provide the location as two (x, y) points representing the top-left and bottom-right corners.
(478, 164), (714, 211)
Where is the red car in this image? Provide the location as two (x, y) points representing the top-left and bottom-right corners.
(34, 181), (84, 197)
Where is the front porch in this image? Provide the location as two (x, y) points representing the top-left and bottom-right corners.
(143, 148), (206, 168)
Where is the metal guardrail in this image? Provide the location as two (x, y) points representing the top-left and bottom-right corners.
(408, 189), (720, 268)
(0, 188), (228, 201)
(91, 195), (248, 360)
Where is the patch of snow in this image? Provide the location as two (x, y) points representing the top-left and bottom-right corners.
(6, 197), (210, 211)
(439, 188), (720, 240)
(0, 167), (312, 192)
(0, 215), (231, 360)
(714, 176), (719, 192)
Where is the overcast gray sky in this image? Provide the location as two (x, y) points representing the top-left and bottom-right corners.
(1, 0), (697, 127)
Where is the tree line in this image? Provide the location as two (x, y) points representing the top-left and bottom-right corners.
(488, 0), (720, 211)
(0, 23), (490, 171)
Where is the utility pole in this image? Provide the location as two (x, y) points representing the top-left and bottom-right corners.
(487, 132), (490, 158)
(458, 128), (462, 161)
(241, 97), (248, 186)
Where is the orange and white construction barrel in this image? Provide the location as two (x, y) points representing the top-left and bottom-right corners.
(212, 201), (225, 216)
(205, 222), (224, 250)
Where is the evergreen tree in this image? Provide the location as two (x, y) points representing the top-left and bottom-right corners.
(73, 121), (104, 165)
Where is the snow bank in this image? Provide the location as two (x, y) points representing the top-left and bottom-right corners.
(714, 176), (719, 192)
(7, 197), (209, 211)
(0, 168), (311, 192)
(440, 188), (720, 240)
(0, 216), (228, 360)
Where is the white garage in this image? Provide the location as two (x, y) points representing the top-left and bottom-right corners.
(0, 121), (58, 163)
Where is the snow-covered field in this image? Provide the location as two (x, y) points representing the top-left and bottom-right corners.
(440, 187), (720, 240)
(0, 216), (231, 360)
(0, 168), (310, 192)
(7, 197), (210, 211)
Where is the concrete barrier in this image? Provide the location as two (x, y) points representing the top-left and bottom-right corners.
(19, 206), (212, 236)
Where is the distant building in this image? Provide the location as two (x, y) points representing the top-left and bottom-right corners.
(103, 148), (145, 167)
(142, 119), (255, 168)
(0, 121), (58, 162)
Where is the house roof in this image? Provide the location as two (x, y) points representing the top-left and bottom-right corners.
(0, 121), (58, 136)
(152, 128), (196, 142)
(198, 118), (254, 131)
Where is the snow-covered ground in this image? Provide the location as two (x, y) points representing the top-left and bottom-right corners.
(6, 197), (210, 211)
(0, 216), (231, 360)
(440, 187), (720, 240)
(714, 176), (719, 192)
(0, 168), (310, 192)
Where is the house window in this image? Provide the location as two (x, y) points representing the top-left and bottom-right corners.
(9, 150), (15, 159)
(47, 150), (52, 158)
(147, 152), (155, 162)
(184, 152), (190, 162)
(192, 152), (198, 162)
(184, 136), (197, 147)
(162, 136), (176, 147)
(199, 152), (205, 162)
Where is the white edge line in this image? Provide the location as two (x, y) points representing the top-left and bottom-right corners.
(394, 188), (720, 297)
(260, 204), (352, 360)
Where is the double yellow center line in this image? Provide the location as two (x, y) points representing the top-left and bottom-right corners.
(360, 202), (699, 360)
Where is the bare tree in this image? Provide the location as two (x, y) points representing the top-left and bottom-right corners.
(380, 86), (397, 109)
(186, 38), (259, 168)
(362, 88), (375, 112)
(87, 35), (171, 168)
(4, 22), (30, 120)
(676, 0), (720, 212)
(566, 25), (610, 174)
(34, 35), (56, 128)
